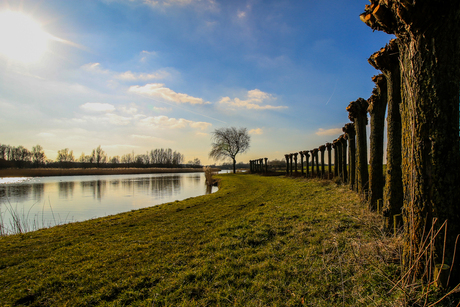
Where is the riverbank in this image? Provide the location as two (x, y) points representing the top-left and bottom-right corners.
(0, 174), (436, 306)
(0, 167), (215, 178)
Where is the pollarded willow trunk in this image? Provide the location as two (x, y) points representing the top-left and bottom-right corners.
(343, 123), (356, 191)
(299, 151), (304, 176)
(310, 150), (315, 177)
(326, 143), (332, 179)
(319, 145), (326, 178)
(369, 39), (403, 234)
(289, 154), (293, 176)
(361, 0), (460, 282)
(332, 142), (338, 177)
(264, 158), (268, 173)
(347, 98), (369, 198)
(314, 149), (320, 178)
(339, 135), (348, 183)
(367, 74), (388, 212)
(284, 155), (288, 175)
(334, 140), (342, 179)
(304, 151), (310, 178)
(293, 153), (298, 174)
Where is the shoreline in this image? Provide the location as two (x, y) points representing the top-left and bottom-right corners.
(0, 167), (221, 178)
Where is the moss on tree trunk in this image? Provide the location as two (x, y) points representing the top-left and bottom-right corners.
(343, 123), (356, 190)
(347, 98), (369, 198)
(369, 39), (403, 234)
(367, 74), (387, 211)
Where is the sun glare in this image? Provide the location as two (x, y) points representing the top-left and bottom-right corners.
(0, 10), (50, 63)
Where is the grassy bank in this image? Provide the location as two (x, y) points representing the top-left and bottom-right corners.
(0, 174), (438, 306)
(0, 167), (208, 178)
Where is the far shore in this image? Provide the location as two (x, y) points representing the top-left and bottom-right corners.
(0, 167), (221, 178)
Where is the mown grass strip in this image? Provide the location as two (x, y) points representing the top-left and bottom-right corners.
(1, 174), (402, 306)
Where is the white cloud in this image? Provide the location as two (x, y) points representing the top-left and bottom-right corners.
(119, 105), (138, 115)
(115, 70), (168, 81)
(81, 63), (110, 74)
(38, 132), (56, 138)
(249, 128), (263, 135)
(131, 134), (155, 139)
(129, 83), (210, 105)
(140, 115), (211, 130)
(106, 113), (132, 125)
(142, 0), (217, 9)
(80, 102), (116, 113)
(140, 50), (157, 62)
(315, 128), (343, 136)
(81, 63), (167, 82)
(237, 10), (246, 18)
(218, 89), (287, 110)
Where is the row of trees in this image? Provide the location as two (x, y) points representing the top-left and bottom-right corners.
(0, 144), (46, 166)
(0, 143), (196, 169)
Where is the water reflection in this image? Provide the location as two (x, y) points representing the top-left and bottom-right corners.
(59, 182), (74, 199)
(0, 172), (217, 234)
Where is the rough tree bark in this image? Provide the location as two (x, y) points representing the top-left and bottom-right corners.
(326, 143), (332, 179)
(319, 145), (326, 178)
(369, 39), (403, 233)
(361, 0), (460, 281)
(303, 151), (310, 178)
(312, 149), (320, 177)
(347, 98), (369, 197)
(367, 74), (388, 212)
(293, 153), (298, 174)
(343, 123), (356, 190)
(299, 151), (304, 176)
(284, 154), (290, 175)
(332, 141), (339, 177)
(339, 135), (348, 183)
(310, 150), (316, 177)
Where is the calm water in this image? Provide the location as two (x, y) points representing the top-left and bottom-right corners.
(0, 172), (217, 234)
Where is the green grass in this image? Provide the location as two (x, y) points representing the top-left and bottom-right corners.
(1, 174), (405, 306)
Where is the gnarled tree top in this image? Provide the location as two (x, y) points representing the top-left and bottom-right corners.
(367, 74), (387, 114)
(346, 98), (369, 122)
(368, 39), (399, 71)
(343, 123), (356, 136)
(360, 1), (460, 36)
(311, 148), (319, 154)
(319, 145), (326, 151)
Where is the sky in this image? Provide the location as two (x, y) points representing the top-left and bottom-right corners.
(0, 0), (393, 165)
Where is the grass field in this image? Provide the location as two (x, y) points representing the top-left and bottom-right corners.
(0, 174), (447, 306)
(0, 167), (207, 178)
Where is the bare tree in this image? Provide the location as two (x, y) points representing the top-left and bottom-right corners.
(209, 127), (250, 173)
(56, 148), (74, 162)
(32, 145), (46, 166)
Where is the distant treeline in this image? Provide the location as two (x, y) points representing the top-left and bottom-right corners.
(0, 144), (202, 169)
(211, 159), (289, 171)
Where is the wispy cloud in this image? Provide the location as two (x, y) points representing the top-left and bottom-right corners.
(139, 115), (212, 130)
(80, 102), (116, 113)
(219, 89), (287, 110)
(82, 62), (168, 81)
(108, 0), (218, 10)
(249, 128), (263, 135)
(129, 83), (210, 105)
(315, 128), (343, 136)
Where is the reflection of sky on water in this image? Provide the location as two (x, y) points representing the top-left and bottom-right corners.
(0, 173), (217, 234)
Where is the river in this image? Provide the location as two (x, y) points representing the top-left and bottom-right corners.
(0, 172), (218, 235)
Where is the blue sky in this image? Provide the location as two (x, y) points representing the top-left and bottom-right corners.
(0, 0), (392, 165)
